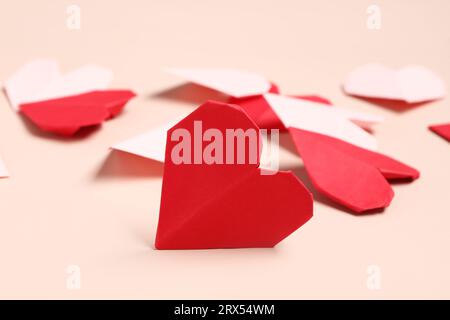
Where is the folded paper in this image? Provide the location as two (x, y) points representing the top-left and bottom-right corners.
(155, 101), (313, 249)
(112, 94), (382, 162)
(4, 59), (113, 111)
(20, 90), (136, 136)
(4, 59), (135, 136)
(264, 94), (419, 213)
(289, 129), (419, 213)
(263, 93), (378, 150)
(114, 94), (417, 213)
(115, 68), (418, 214)
(343, 63), (446, 103)
(429, 123), (450, 142)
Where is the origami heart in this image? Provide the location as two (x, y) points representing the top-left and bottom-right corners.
(429, 123), (450, 142)
(20, 90), (136, 136)
(262, 94), (419, 213)
(289, 128), (419, 213)
(155, 101), (313, 249)
(343, 63), (446, 103)
(4, 59), (113, 111)
(4, 60), (136, 136)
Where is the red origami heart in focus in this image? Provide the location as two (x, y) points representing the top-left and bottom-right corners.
(155, 101), (313, 249)
(20, 90), (136, 136)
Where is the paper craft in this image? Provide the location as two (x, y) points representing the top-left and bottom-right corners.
(4, 59), (113, 111)
(343, 63), (446, 103)
(20, 90), (136, 136)
(155, 101), (313, 249)
(113, 93), (381, 163)
(290, 129), (419, 212)
(166, 69), (383, 130)
(114, 93), (416, 213)
(231, 90), (382, 131)
(264, 94), (419, 213)
(429, 123), (450, 142)
(4, 59), (135, 136)
(0, 157), (8, 178)
(116, 69), (418, 214)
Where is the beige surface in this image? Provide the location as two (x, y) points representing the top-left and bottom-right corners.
(0, 0), (449, 299)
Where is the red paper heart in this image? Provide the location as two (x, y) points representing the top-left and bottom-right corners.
(19, 90), (136, 136)
(289, 128), (419, 213)
(155, 101), (313, 249)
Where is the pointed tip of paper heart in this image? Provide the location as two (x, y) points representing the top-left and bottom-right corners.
(429, 123), (450, 142)
(350, 188), (394, 214)
(288, 128), (399, 214)
(154, 171), (314, 250)
(312, 175), (395, 215)
(383, 167), (420, 181)
(154, 170), (314, 250)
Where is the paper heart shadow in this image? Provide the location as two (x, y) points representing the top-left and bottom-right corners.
(349, 95), (431, 113)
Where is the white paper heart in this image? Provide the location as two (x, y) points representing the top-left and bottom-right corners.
(343, 63), (446, 103)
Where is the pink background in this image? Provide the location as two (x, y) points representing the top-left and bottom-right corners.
(0, 0), (449, 299)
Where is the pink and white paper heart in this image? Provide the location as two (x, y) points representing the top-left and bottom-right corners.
(4, 59), (113, 111)
(343, 63), (446, 103)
